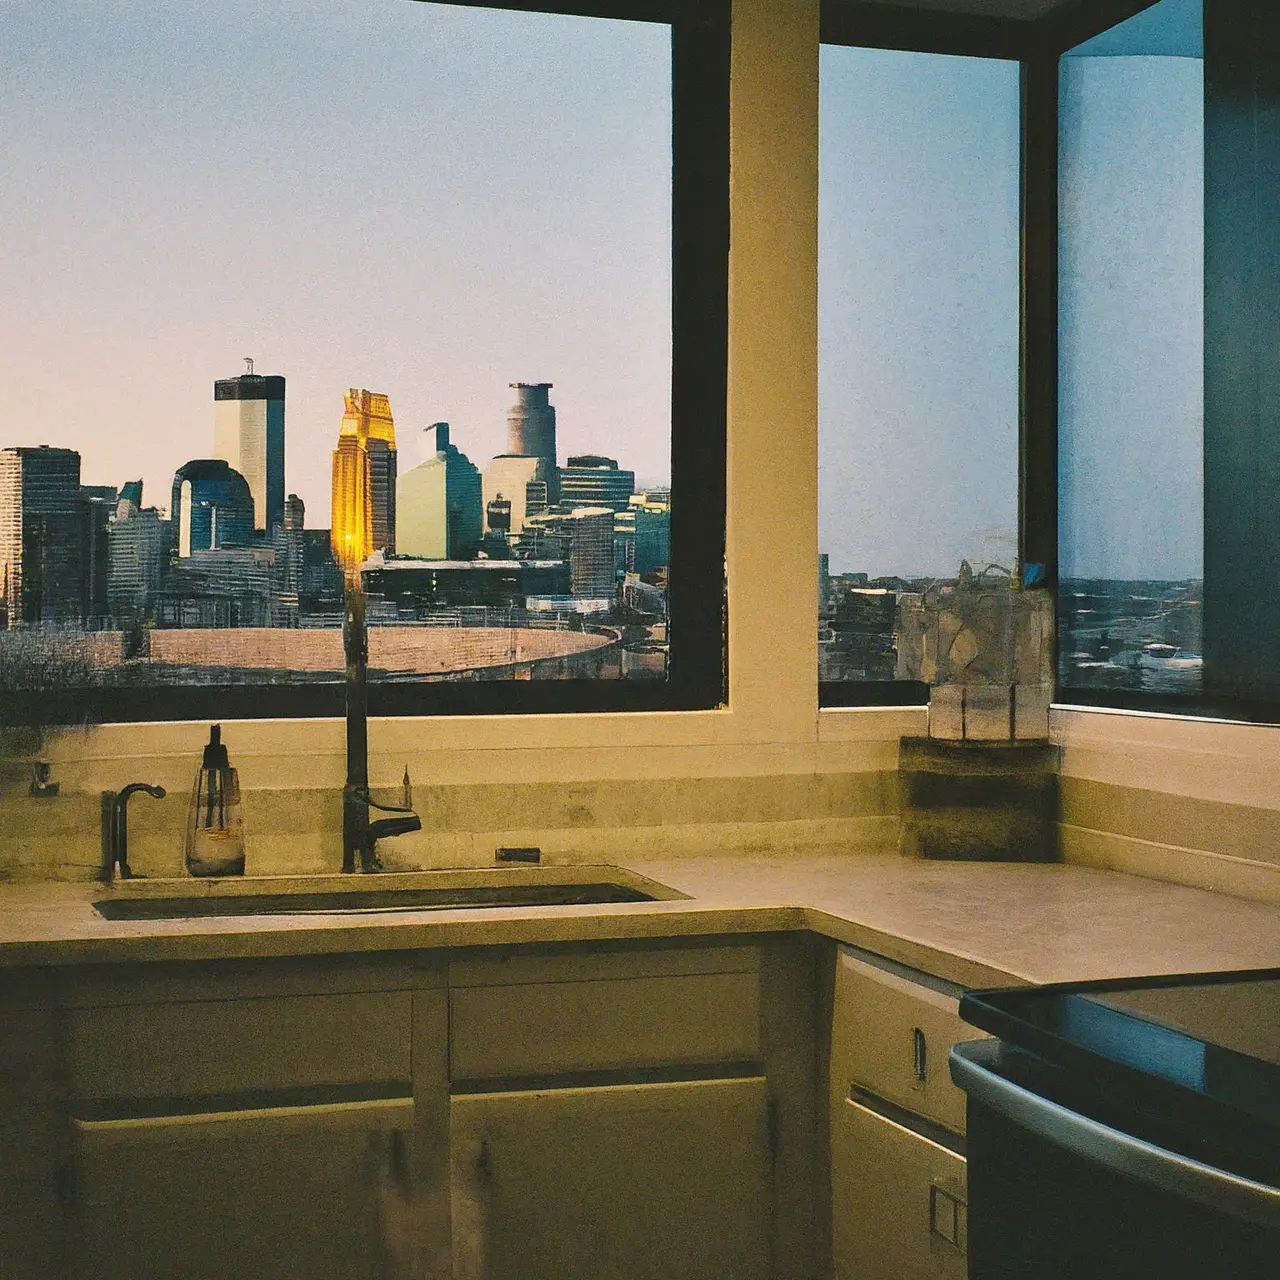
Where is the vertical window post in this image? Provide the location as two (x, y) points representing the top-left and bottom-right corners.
(1203, 0), (1280, 702)
(1019, 47), (1059, 592)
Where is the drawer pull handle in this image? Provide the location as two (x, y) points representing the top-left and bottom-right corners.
(912, 1027), (927, 1082)
(929, 1183), (966, 1249)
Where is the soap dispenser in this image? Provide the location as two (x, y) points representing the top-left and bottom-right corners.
(184, 724), (246, 876)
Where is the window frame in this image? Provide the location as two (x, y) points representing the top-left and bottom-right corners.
(819, 0), (1280, 724)
(0, 0), (730, 726)
(1048, 0), (1280, 725)
(816, 2), (1040, 710)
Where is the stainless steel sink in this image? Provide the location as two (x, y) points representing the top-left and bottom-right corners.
(92, 867), (686, 920)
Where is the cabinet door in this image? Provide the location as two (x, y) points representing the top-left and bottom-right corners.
(832, 1096), (966, 1280)
(452, 1077), (771, 1280)
(70, 1096), (412, 1280)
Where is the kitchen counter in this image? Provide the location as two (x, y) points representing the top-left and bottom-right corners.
(3, 852), (1279, 987)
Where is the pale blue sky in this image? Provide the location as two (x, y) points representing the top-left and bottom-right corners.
(3, 0), (1205, 582)
(0, 0), (672, 516)
(1059, 0), (1203, 580)
(819, 46), (1021, 579)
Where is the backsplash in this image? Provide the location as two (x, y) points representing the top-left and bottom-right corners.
(0, 758), (900, 882)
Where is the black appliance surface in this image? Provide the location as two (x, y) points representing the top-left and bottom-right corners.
(951, 969), (1280, 1280)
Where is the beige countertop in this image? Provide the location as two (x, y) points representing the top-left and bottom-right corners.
(2, 853), (1279, 988)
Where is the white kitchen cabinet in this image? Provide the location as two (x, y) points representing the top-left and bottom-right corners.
(53, 956), (444, 1280)
(832, 1096), (966, 1280)
(69, 1095), (413, 1280)
(451, 1076), (772, 1280)
(830, 946), (989, 1280)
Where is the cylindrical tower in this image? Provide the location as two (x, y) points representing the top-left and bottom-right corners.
(506, 382), (558, 502)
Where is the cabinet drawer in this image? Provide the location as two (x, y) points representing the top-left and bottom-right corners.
(450, 971), (760, 1080)
(832, 949), (987, 1135)
(68, 991), (412, 1101)
(832, 1096), (966, 1280)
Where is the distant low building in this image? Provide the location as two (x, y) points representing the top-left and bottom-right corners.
(559, 456), (636, 512)
(361, 554), (569, 612)
(154, 545), (278, 628)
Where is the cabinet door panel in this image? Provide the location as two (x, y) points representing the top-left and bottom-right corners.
(70, 1097), (412, 1280)
(832, 1097), (966, 1280)
(452, 1077), (771, 1280)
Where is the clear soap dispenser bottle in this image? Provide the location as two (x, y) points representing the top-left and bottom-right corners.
(185, 724), (246, 876)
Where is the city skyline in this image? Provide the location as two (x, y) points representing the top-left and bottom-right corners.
(0, 1), (673, 521)
(3, 0), (1203, 587)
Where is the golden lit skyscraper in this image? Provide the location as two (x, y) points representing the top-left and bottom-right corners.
(331, 389), (398, 570)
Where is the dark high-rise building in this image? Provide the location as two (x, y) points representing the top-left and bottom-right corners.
(506, 383), (558, 502)
(0, 446), (86, 627)
(170, 460), (255, 558)
(108, 486), (164, 616)
(213, 367), (285, 533)
(79, 485), (118, 622)
(283, 493), (305, 531)
(560, 456), (637, 512)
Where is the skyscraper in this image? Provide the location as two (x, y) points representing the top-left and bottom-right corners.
(170, 460), (255, 558)
(506, 383), (558, 502)
(213, 366), (285, 533)
(397, 423), (483, 560)
(108, 486), (164, 616)
(331, 388), (398, 571)
(567, 507), (617, 598)
(0, 446), (85, 627)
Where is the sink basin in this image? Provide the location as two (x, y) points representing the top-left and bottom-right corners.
(92, 867), (686, 921)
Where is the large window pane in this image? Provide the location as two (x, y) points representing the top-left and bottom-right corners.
(0, 1), (674, 710)
(1057, 0), (1204, 698)
(818, 46), (1020, 694)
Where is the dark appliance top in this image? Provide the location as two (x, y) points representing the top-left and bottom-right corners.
(958, 968), (1280, 1184)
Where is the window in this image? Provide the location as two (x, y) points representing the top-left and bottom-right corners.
(0, 0), (727, 723)
(1057, 0), (1205, 704)
(1054, 0), (1280, 718)
(818, 40), (1021, 705)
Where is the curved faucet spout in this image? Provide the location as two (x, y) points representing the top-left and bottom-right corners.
(104, 783), (167, 882)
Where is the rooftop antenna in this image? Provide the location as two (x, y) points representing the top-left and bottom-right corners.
(244, 357), (255, 377)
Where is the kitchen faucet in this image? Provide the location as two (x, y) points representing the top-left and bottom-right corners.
(342, 574), (421, 873)
(102, 783), (167, 881)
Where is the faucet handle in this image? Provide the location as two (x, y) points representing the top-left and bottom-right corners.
(29, 761), (59, 798)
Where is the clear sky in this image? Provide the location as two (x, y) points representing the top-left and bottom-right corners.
(3, 0), (1204, 581)
(818, 46), (1021, 580)
(0, 0), (672, 519)
(1058, 0), (1203, 581)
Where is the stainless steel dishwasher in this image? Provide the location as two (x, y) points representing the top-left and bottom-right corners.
(949, 970), (1280, 1280)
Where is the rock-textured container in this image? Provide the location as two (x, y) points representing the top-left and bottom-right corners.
(898, 737), (1059, 862)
